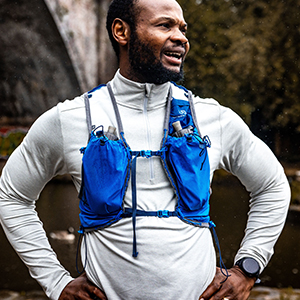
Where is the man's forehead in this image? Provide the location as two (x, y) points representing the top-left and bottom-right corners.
(136, 0), (185, 22)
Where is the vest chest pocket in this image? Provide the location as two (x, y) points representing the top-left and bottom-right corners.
(81, 133), (131, 216)
(164, 134), (211, 212)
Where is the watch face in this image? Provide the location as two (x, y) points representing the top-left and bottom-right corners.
(243, 258), (260, 274)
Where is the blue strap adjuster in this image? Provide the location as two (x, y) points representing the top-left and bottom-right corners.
(140, 150), (152, 158)
(131, 150), (164, 158)
(157, 210), (171, 218)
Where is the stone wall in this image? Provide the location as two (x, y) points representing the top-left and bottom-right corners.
(0, 0), (117, 126)
(44, 0), (117, 92)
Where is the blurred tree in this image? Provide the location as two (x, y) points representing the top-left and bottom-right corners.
(178, 0), (300, 139)
(179, 0), (240, 115)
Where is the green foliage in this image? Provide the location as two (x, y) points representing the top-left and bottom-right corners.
(291, 179), (300, 205)
(0, 129), (27, 158)
(178, 0), (300, 130)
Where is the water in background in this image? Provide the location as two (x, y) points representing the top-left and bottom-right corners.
(0, 177), (299, 291)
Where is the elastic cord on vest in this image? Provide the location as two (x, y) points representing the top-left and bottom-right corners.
(212, 226), (231, 283)
(76, 228), (88, 274)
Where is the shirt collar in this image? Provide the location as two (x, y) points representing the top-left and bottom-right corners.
(110, 69), (171, 111)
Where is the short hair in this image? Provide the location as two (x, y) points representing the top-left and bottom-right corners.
(106, 0), (139, 58)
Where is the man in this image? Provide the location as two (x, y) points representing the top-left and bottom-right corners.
(0, 0), (290, 299)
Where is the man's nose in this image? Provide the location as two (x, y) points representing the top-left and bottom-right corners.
(170, 28), (189, 45)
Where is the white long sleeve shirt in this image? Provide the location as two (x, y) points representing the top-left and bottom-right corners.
(0, 70), (290, 299)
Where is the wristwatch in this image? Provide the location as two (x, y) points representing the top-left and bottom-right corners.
(235, 257), (261, 283)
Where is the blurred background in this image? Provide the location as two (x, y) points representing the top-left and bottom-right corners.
(0, 0), (299, 297)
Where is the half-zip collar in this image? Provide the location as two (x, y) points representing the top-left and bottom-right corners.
(110, 69), (171, 111)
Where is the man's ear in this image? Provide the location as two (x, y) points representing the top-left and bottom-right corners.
(112, 18), (131, 47)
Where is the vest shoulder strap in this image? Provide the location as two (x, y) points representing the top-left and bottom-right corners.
(84, 93), (93, 135)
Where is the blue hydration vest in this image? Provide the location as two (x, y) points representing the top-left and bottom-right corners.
(79, 82), (214, 257)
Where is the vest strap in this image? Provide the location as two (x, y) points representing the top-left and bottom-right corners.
(130, 149), (166, 257)
(107, 82), (124, 138)
(122, 208), (177, 218)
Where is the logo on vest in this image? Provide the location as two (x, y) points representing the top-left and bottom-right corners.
(178, 110), (187, 117)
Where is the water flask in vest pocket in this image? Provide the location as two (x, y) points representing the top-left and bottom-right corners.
(104, 125), (119, 141)
(171, 120), (193, 137)
(80, 126), (131, 216)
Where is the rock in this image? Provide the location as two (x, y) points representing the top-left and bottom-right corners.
(250, 287), (300, 300)
(0, 290), (48, 300)
(249, 287), (280, 300)
(49, 227), (75, 243)
(0, 290), (19, 300)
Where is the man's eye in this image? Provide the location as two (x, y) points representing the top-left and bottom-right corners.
(181, 28), (187, 35)
(160, 23), (170, 29)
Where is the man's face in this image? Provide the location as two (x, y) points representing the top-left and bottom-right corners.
(127, 0), (190, 84)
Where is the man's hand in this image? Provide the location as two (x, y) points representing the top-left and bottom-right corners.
(199, 266), (256, 300)
(59, 273), (107, 300)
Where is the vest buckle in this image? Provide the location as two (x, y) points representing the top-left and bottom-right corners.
(157, 210), (169, 218)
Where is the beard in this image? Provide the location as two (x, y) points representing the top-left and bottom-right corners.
(128, 30), (184, 84)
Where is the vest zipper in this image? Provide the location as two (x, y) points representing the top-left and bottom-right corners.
(143, 94), (155, 181)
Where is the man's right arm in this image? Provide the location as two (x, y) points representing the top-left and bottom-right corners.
(0, 107), (74, 299)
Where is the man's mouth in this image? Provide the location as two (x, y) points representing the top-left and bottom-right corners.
(163, 51), (185, 65)
(164, 52), (183, 59)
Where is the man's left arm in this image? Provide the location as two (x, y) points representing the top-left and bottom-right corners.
(200, 108), (290, 300)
